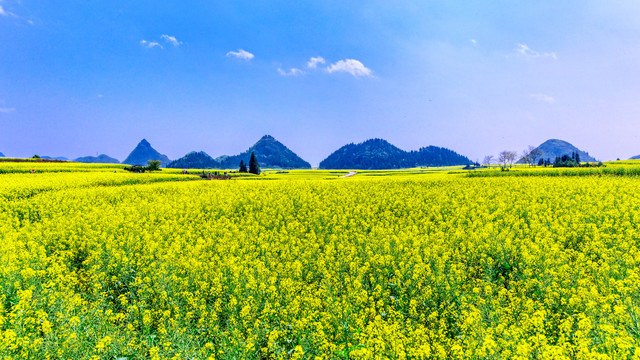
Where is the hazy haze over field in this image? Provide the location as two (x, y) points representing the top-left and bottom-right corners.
(1, 1), (640, 165)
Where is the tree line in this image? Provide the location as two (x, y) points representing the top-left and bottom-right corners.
(483, 147), (602, 170)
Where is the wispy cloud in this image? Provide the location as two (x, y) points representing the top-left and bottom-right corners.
(515, 44), (557, 59)
(140, 35), (181, 49)
(307, 56), (326, 69)
(326, 59), (373, 77)
(161, 34), (182, 47)
(471, 39), (477, 47)
(0, 4), (16, 17)
(0, 107), (16, 113)
(226, 49), (254, 61)
(140, 40), (163, 49)
(530, 93), (556, 104)
(278, 67), (305, 76)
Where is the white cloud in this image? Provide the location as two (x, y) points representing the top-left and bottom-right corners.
(0, 107), (16, 113)
(307, 56), (326, 69)
(326, 59), (373, 77)
(471, 39), (477, 47)
(226, 49), (254, 61)
(161, 34), (182, 47)
(530, 93), (556, 104)
(0, 4), (15, 17)
(278, 67), (305, 76)
(140, 40), (162, 49)
(97, 94), (103, 98)
(515, 43), (557, 59)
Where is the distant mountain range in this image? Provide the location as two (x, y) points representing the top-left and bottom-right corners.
(630, 155), (640, 160)
(75, 154), (120, 164)
(41, 156), (70, 161)
(518, 139), (596, 163)
(167, 135), (311, 169)
(2, 137), (616, 168)
(123, 139), (171, 166)
(319, 138), (472, 169)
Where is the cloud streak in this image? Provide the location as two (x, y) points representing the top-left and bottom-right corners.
(161, 35), (182, 47)
(278, 68), (304, 76)
(530, 93), (556, 104)
(0, 107), (16, 113)
(326, 59), (373, 77)
(0, 4), (16, 17)
(140, 40), (162, 49)
(226, 49), (254, 60)
(515, 44), (557, 59)
(307, 56), (325, 69)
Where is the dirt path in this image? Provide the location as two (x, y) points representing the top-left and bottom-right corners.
(341, 171), (357, 178)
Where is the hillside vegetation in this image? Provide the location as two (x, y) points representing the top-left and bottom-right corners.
(167, 135), (311, 169)
(319, 138), (471, 169)
(166, 151), (217, 169)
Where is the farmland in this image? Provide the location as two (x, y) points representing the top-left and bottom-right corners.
(1, 163), (640, 359)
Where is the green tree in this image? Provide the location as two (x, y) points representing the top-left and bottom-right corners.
(239, 160), (248, 173)
(147, 160), (161, 171)
(249, 151), (260, 175)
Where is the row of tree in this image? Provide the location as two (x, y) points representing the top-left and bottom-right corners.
(483, 147), (601, 170)
(239, 152), (261, 174)
(124, 160), (162, 173)
(482, 146), (551, 169)
(482, 150), (523, 169)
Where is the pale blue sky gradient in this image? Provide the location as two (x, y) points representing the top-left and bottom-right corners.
(2, 1), (640, 165)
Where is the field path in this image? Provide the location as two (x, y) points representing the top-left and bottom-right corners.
(341, 171), (357, 178)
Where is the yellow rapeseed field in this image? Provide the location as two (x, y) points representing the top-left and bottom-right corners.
(1, 164), (639, 359)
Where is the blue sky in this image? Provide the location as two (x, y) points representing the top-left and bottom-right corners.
(2, 0), (640, 165)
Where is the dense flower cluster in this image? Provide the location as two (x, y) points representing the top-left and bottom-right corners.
(1, 165), (639, 359)
(0, 171), (199, 201)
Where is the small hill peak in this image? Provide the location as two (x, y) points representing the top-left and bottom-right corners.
(520, 139), (596, 163)
(361, 138), (394, 146)
(214, 136), (311, 169)
(166, 151), (217, 169)
(75, 154), (120, 164)
(124, 139), (171, 166)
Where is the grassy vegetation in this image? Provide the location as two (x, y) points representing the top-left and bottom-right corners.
(466, 161), (640, 178)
